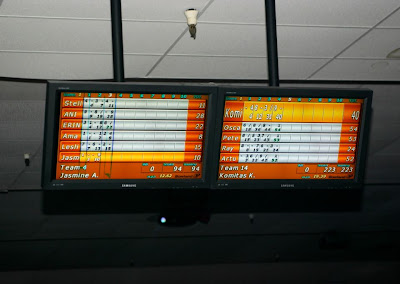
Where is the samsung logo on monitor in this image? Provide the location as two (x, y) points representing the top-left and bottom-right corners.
(121, 184), (137, 188)
(281, 184), (295, 188)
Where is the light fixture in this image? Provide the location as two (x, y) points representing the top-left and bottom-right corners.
(387, 48), (400, 59)
(185, 8), (198, 39)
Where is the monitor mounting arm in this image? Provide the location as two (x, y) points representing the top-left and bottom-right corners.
(265, 0), (280, 87)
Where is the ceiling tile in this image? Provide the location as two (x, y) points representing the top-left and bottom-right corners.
(0, 122), (43, 141)
(0, 156), (26, 173)
(123, 22), (184, 54)
(276, 0), (400, 27)
(360, 84), (400, 153)
(0, 173), (18, 189)
(379, 8), (400, 27)
(200, 0), (265, 24)
(0, 141), (41, 159)
(201, 0), (400, 26)
(149, 56), (267, 79)
(148, 56), (327, 79)
(123, 55), (161, 78)
(0, 101), (44, 121)
(10, 172), (41, 190)
(0, 52), (113, 80)
(362, 84), (400, 121)
(339, 29), (400, 58)
(170, 24), (266, 56)
(121, 0), (208, 21)
(170, 25), (366, 57)
(282, 83), (363, 89)
(310, 59), (400, 80)
(0, 81), (46, 100)
(279, 58), (329, 80)
(0, 0), (110, 19)
(277, 27), (366, 58)
(0, 18), (111, 53)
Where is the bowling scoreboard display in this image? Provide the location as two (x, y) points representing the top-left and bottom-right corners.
(214, 87), (372, 189)
(42, 82), (372, 191)
(42, 82), (217, 189)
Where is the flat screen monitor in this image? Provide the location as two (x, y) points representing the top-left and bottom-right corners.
(213, 86), (372, 190)
(42, 81), (217, 190)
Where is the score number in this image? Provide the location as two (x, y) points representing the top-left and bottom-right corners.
(323, 166), (354, 173)
(351, 111), (360, 121)
(341, 167), (353, 173)
(247, 104), (283, 121)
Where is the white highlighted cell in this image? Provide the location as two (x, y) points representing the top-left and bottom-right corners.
(236, 123), (343, 133)
(82, 109), (189, 120)
(238, 133), (342, 143)
(83, 99), (190, 110)
(80, 130), (189, 141)
(237, 153), (339, 163)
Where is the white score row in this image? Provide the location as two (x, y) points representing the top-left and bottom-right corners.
(62, 141), (199, 152)
(61, 131), (203, 141)
(226, 122), (349, 133)
(65, 109), (202, 120)
(80, 98), (198, 110)
(62, 120), (201, 130)
(222, 133), (353, 143)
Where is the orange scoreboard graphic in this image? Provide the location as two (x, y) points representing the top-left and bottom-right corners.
(218, 96), (363, 180)
(56, 92), (208, 180)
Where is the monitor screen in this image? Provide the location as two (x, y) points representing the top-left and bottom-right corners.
(213, 87), (372, 189)
(42, 82), (217, 189)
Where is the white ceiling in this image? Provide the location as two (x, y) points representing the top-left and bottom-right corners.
(0, 0), (400, 80)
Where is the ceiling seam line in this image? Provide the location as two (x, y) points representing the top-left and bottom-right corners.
(0, 50), (112, 55)
(1, 14), (399, 30)
(0, 50), (164, 56)
(0, 49), (336, 59)
(375, 26), (400, 29)
(144, 0), (215, 77)
(123, 19), (184, 23)
(200, 22), (372, 29)
(335, 57), (398, 60)
(0, 15), (110, 21)
(166, 54), (331, 59)
(305, 5), (400, 79)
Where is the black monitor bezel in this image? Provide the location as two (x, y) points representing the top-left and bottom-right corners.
(211, 86), (373, 190)
(41, 81), (218, 190)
